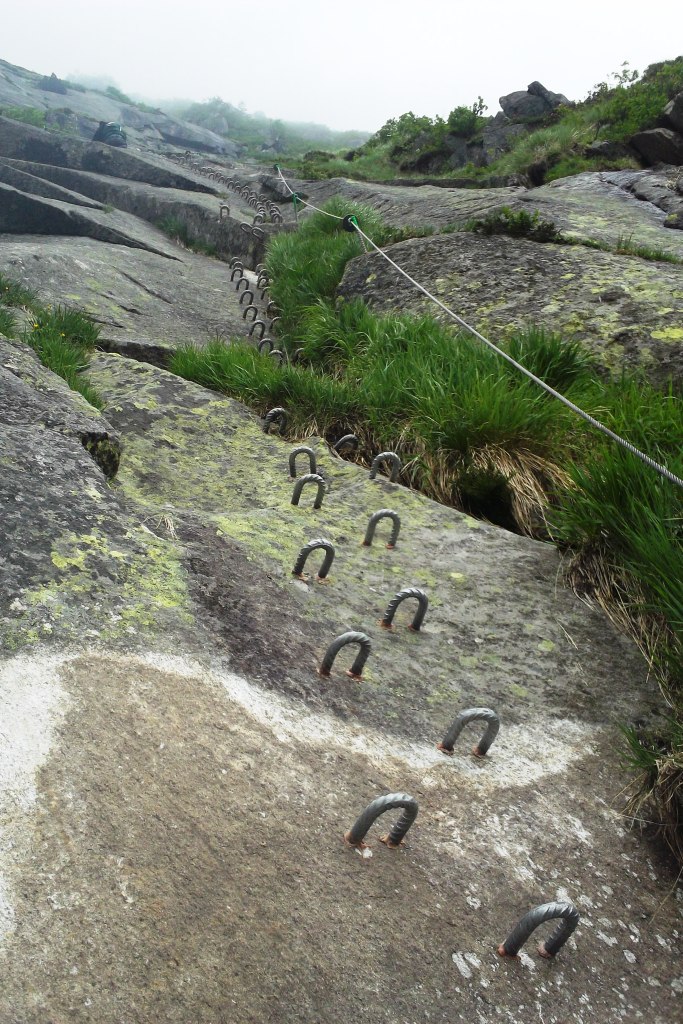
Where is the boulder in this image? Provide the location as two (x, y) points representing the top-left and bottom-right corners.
(499, 89), (548, 120)
(0, 158), (104, 209)
(0, 234), (250, 355)
(630, 126), (683, 165)
(0, 181), (179, 257)
(662, 90), (683, 134)
(481, 119), (528, 160)
(499, 81), (570, 121)
(336, 225), (683, 383)
(585, 139), (632, 160)
(0, 344), (678, 1023)
(528, 80), (571, 108)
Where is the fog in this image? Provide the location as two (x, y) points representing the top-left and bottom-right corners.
(3, 1), (680, 130)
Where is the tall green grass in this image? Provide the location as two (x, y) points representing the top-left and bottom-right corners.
(22, 305), (104, 409)
(0, 307), (17, 338)
(266, 198), (433, 335)
(1, 274), (105, 409)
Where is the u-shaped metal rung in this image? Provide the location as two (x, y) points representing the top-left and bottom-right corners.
(230, 267), (243, 281)
(252, 227), (265, 238)
(344, 793), (418, 849)
(381, 587), (428, 631)
(219, 204), (230, 219)
(266, 301), (280, 317)
(498, 902), (580, 959)
(263, 407), (287, 434)
(258, 337), (274, 353)
(242, 305), (257, 321)
(438, 707), (500, 757)
(249, 320), (266, 339)
(288, 446), (317, 477)
(291, 347), (305, 364)
(363, 509), (401, 549)
(319, 631), (371, 679)
(239, 290), (254, 305)
(229, 257), (243, 269)
(253, 213), (265, 224)
(236, 278), (249, 292)
(257, 273), (270, 288)
(269, 349), (285, 364)
(291, 473), (325, 509)
(292, 538), (335, 580)
(334, 434), (358, 453)
(369, 451), (402, 483)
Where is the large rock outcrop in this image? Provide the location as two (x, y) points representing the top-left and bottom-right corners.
(0, 115), (218, 190)
(335, 172), (683, 384)
(0, 57), (234, 155)
(0, 337), (679, 1022)
(630, 126), (683, 165)
(1, 103), (682, 1022)
(499, 80), (571, 121)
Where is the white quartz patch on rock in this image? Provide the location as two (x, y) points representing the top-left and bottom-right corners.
(0, 652), (68, 944)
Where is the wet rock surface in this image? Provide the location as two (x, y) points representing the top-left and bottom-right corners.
(0, 236), (249, 354)
(261, 173), (525, 229)
(0, 350), (680, 1023)
(1, 123), (682, 1022)
(0, 58), (234, 154)
(337, 229), (683, 382)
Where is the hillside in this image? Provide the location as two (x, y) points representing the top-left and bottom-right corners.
(1, 58), (682, 1024)
(296, 57), (683, 185)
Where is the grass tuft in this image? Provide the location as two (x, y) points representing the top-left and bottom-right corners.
(22, 304), (104, 409)
(0, 272), (37, 308)
(0, 307), (17, 338)
(465, 206), (564, 242)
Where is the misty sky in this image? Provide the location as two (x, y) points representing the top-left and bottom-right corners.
(3, 1), (681, 131)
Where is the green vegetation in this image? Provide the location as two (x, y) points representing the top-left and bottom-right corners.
(0, 307), (17, 337)
(23, 305), (104, 408)
(621, 717), (683, 863)
(0, 273), (37, 308)
(263, 197), (432, 334)
(157, 216), (218, 257)
(0, 275), (103, 409)
(463, 212), (683, 265)
(577, 233), (683, 265)
(465, 206), (564, 242)
(0, 105), (46, 129)
(293, 57), (683, 185)
(170, 199), (683, 854)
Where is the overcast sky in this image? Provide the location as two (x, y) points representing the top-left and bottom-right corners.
(3, 1), (681, 131)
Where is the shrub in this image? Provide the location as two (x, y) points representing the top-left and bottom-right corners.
(466, 206), (564, 242)
(0, 105), (46, 129)
(39, 74), (67, 94)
